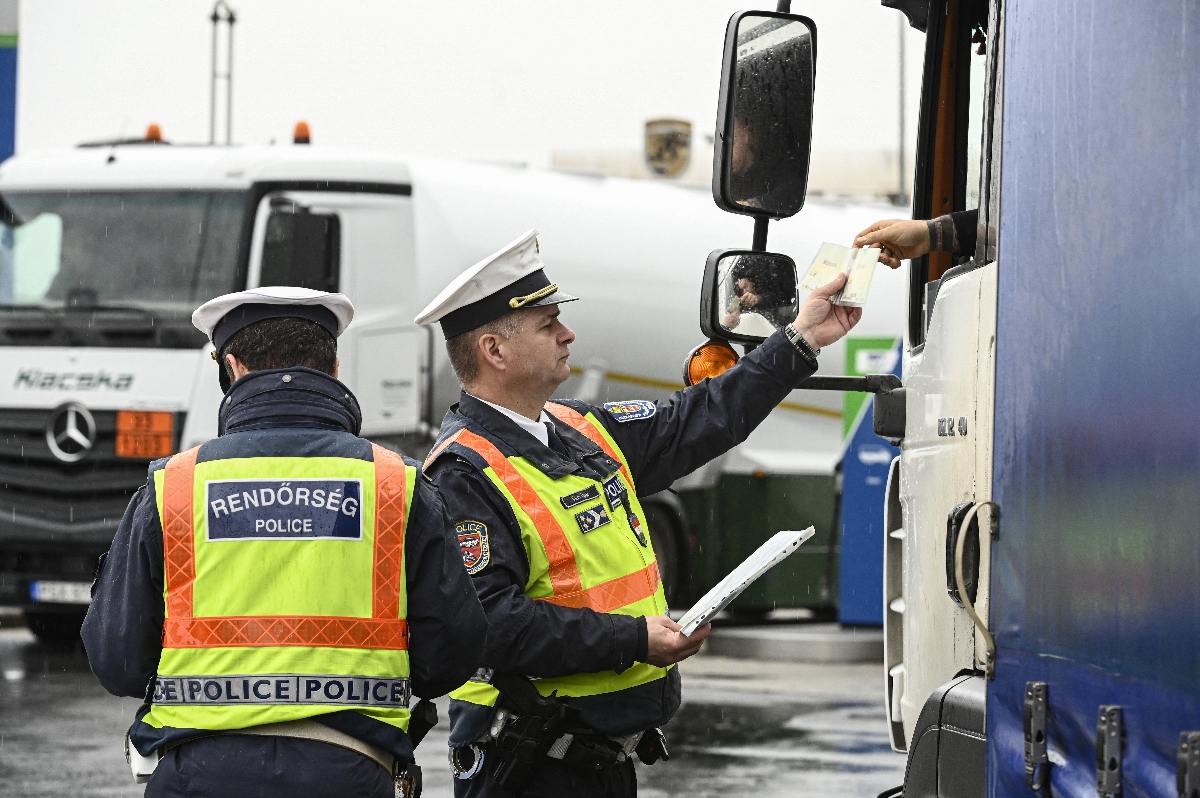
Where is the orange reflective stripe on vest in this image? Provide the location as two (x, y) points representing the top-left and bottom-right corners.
(160, 443), (409, 650)
(543, 403), (633, 486)
(548, 561), (661, 613)
(163, 446), (200, 622)
(432, 426), (660, 611)
(371, 444), (408, 621)
(446, 428), (584, 599)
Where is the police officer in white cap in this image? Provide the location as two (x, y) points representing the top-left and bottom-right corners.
(83, 286), (487, 798)
(418, 231), (859, 798)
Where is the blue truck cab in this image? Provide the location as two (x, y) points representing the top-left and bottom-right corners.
(700, 2), (1200, 796)
(888, 1), (1199, 795)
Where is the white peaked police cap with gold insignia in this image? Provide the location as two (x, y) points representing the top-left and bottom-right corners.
(192, 286), (355, 352)
(414, 229), (578, 339)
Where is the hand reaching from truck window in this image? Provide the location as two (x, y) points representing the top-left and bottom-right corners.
(853, 219), (931, 268)
(854, 209), (980, 268)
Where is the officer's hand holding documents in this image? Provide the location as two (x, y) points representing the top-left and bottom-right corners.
(801, 243), (881, 307)
(677, 528), (816, 637)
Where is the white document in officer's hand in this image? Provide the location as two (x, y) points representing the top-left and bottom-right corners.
(800, 243), (881, 307)
(675, 528), (815, 637)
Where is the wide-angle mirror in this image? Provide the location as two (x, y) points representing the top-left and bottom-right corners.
(712, 11), (817, 219)
(699, 248), (799, 344)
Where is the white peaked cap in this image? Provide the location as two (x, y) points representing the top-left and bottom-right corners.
(192, 286), (355, 350)
(414, 229), (577, 338)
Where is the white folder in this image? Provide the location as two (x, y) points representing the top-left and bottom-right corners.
(675, 527), (815, 637)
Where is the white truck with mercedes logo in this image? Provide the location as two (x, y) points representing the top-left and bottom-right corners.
(0, 131), (903, 645)
(44, 402), (97, 463)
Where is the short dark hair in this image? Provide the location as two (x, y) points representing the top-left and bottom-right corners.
(444, 310), (527, 386)
(222, 317), (337, 381)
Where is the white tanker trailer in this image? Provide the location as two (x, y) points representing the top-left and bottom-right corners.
(0, 138), (903, 643)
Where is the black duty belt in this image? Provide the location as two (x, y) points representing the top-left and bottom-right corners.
(479, 672), (670, 793)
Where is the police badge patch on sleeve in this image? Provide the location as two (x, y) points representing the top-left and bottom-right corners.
(603, 400), (656, 422)
(456, 520), (490, 574)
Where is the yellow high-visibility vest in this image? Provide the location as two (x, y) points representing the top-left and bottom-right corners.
(140, 443), (417, 736)
(434, 402), (670, 706)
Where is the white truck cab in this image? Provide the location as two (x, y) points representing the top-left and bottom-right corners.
(0, 144), (428, 642)
(0, 137), (904, 645)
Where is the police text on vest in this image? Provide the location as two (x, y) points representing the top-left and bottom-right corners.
(204, 478), (364, 540)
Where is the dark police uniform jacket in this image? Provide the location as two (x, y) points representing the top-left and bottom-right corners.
(82, 367), (487, 770)
(428, 329), (817, 742)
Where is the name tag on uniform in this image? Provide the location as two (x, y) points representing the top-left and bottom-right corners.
(205, 479), (363, 541)
(559, 485), (601, 509)
(601, 473), (627, 512)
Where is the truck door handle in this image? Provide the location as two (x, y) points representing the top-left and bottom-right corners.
(953, 501), (999, 678)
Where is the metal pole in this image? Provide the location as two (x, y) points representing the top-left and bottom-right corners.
(209, 2), (235, 146)
(898, 15), (907, 204)
(226, 10), (235, 145)
(776, 1), (791, 12)
(752, 216), (769, 251)
(209, 8), (218, 145)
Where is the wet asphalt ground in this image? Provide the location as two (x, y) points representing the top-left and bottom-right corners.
(0, 621), (905, 798)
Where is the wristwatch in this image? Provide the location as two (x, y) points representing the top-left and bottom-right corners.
(783, 323), (820, 367)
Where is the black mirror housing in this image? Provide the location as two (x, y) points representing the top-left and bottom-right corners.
(712, 10), (818, 220)
(873, 387), (907, 444)
(700, 248), (799, 344)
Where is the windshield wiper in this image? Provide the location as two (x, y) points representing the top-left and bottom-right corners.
(69, 302), (162, 324)
(0, 302), (181, 327)
(0, 303), (56, 313)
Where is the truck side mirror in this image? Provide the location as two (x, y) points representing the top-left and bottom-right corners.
(700, 248), (799, 344)
(712, 10), (817, 220)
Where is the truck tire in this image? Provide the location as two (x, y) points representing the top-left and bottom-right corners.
(24, 609), (86, 649)
(643, 502), (685, 606)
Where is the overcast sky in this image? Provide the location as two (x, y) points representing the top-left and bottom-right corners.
(16, 1), (923, 164)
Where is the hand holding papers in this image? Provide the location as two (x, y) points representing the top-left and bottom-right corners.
(676, 528), (816, 637)
(800, 243), (881, 307)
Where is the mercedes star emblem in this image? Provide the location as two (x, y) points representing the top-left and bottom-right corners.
(45, 402), (96, 463)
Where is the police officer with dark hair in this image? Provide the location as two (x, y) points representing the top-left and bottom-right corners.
(82, 286), (487, 798)
(415, 231), (860, 798)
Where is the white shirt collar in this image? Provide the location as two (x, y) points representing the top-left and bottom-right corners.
(468, 393), (552, 447)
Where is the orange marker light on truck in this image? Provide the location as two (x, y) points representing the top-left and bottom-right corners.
(116, 411), (174, 459)
(293, 121), (311, 144)
(682, 340), (739, 387)
(145, 124), (163, 142)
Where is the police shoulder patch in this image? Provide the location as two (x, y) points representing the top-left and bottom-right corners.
(602, 400), (656, 422)
(456, 520), (490, 575)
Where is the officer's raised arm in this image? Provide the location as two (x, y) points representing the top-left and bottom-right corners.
(588, 271), (859, 496)
(414, 230), (861, 797)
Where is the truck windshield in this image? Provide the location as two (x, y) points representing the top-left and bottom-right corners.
(0, 190), (246, 347)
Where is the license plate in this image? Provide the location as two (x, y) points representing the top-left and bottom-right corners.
(30, 580), (92, 605)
